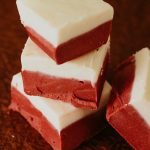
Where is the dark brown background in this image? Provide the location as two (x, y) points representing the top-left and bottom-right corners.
(0, 0), (150, 149)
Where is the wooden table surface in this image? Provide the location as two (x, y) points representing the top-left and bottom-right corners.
(0, 0), (150, 149)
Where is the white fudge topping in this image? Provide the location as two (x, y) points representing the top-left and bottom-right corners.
(21, 38), (109, 86)
(130, 48), (150, 125)
(17, 0), (113, 47)
(12, 73), (111, 132)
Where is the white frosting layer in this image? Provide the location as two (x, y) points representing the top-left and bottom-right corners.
(17, 0), (113, 47)
(130, 48), (150, 125)
(12, 73), (111, 132)
(21, 38), (109, 86)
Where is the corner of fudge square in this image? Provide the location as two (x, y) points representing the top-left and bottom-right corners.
(106, 47), (150, 150)
(10, 73), (112, 150)
(21, 38), (110, 110)
(16, 0), (113, 64)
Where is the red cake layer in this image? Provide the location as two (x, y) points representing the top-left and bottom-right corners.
(26, 21), (112, 64)
(106, 56), (150, 149)
(22, 52), (109, 110)
(10, 87), (106, 150)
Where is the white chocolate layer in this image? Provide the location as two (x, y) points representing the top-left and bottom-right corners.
(17, 0), (113, 47)
(12, 73), (111, 132)
(130, 48), (150, 125)
(21, 38), (109, 86)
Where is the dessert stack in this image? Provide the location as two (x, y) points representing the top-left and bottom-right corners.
(10, 0), (114, 150)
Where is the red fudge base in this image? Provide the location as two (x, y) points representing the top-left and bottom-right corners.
(106, 56), (150, 149)
(26, 21), (112, 64)
(22, 52), (108, 110)
(10, 87), (106, 150)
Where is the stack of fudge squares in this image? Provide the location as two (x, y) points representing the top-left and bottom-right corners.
(9, 0), (150, 149)
(10, 0), (114, 150)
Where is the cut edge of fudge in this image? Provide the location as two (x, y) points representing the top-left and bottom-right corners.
(106, 48), (150, 149)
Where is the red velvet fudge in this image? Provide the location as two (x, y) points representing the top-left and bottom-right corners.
(106, 48), (150, 150)
(10, 73), (111, 150)
(21, 38), (109, 109)
(16, 0), (113, 64)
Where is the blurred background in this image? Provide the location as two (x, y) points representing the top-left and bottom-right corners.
(0, 0), (150, 149)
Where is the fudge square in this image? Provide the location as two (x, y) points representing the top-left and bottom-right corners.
(10, 73), (111, 150)
(17, 0), (113, 64)
(106, 48), (150, 149)
(21, 38), (109, 109)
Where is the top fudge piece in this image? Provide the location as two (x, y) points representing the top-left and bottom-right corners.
(17, 0), (113, 64)
(106, 48), (150, 149)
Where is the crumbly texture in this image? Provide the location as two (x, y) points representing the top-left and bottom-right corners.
(1, 0), (150, 149)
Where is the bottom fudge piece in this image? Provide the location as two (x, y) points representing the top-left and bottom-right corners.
(21, 38), (109, 109)
(10, 73), (111, 150)
(106, 48), (150, 150)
